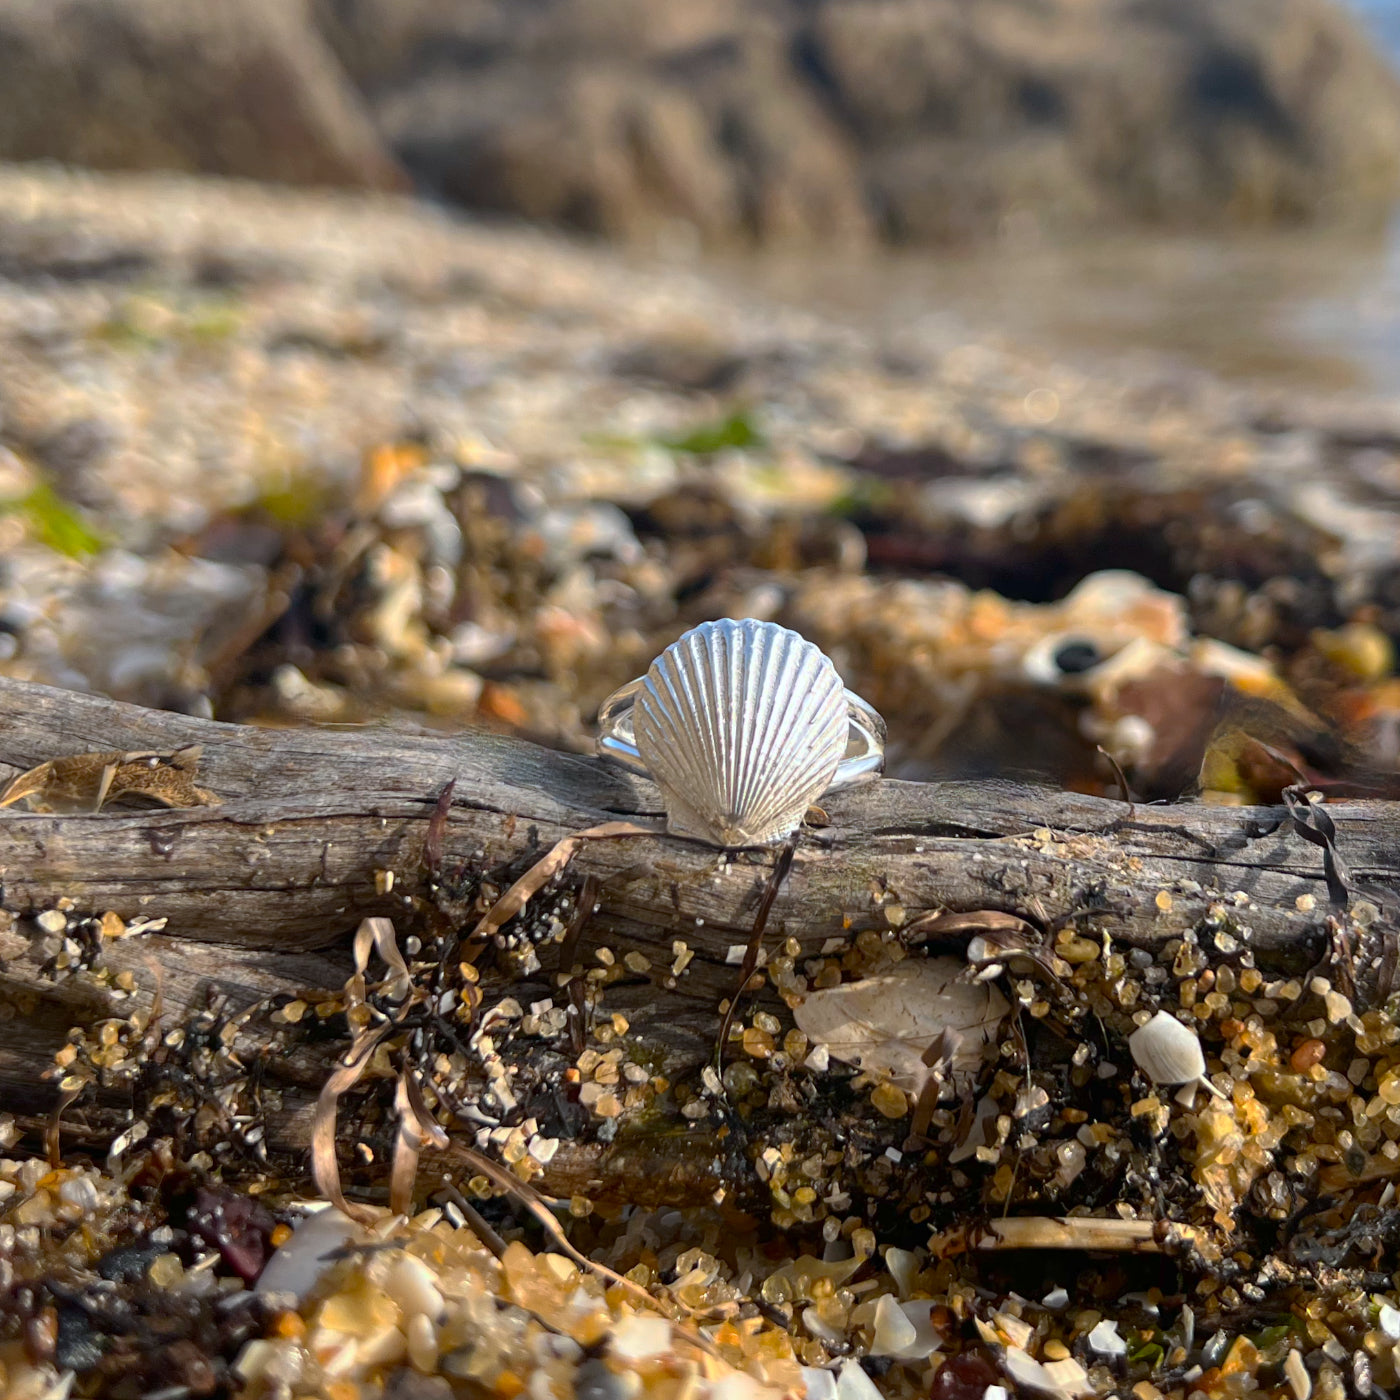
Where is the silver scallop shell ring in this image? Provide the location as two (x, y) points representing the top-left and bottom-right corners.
(596, 618), (885, 847)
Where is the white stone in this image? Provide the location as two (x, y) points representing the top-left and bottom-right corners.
(609, 1312), (671, 1363)
(1285, 1349), (1311, 1400)
(385, 1251), (445, 1320)
(1129, 1010), (1206, 1085)
(58, 1173), (100, 1212)
(835, 1360), (883, 1400)
(406, 1314), (438, 1373)
(1380, 1303), (1400, 1341)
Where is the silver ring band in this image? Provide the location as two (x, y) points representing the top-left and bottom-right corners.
(599, 681), (884, 790)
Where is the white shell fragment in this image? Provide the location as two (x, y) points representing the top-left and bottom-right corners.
(635, 618), (849, 846)
(863, 1294), (945, 1361)
(835, 1360), (883, 1400)
(255, 1205), (361, 1302)
(1128, 1010), (1226, 1099)
(869, 1294), (918, 1357)
(794, 957), (1009, 1097)
(1087, 1319), (1127, 1357)
(1003, 1347), (1090, 1397)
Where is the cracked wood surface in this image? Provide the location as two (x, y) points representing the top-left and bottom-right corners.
(0, 674), (1395, 1193)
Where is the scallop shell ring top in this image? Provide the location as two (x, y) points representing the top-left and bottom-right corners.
(597, 618), (885, 847)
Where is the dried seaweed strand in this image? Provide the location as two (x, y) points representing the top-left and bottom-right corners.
(1284, 782), (1352, 908)
(424, 778), (456, 876)
(390, 1070), (449, 1216)
(46, 1080), (85, 1168)
(313, 917), (427, 1224)
(469, 820), (657, 940)
(436, 1183), (509, 1260)
(311, 1022), (393, 1226)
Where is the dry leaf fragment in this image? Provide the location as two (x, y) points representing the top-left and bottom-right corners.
(0, 744), (219, 812)
(793, 956), (1009, 1098)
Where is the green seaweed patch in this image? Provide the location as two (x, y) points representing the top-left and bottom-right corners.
(0, 481), (105, 557)
(250, 473), (332, 528)
(183, 298), (245, 345)
(91, 308), (164, 352)
(827, 475), (897, 519)
(661, 409), (764, 456)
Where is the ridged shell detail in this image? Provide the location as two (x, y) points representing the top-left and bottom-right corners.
(634, 618), (848, 846)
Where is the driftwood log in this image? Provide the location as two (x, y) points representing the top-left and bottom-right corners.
(0, 675), (1395, 1206)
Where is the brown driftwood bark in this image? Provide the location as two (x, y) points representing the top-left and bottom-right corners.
(0, 675), (1395, 1203)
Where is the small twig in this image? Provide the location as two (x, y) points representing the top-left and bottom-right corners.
(436, 1183), (509, 1260)
(928, 1215), (1200, 1256)
(713, 834), (799, 1070)
(554, 873), (598, 980)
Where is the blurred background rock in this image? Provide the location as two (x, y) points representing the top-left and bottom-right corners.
(2, 0), (1399, 246)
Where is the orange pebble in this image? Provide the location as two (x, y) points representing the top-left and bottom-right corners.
(1290, 1039), (1327, 1072)
(494, 1371), (526, 1399)
(479, 683), (528, 727)
(270, 1223), (293, 1247)
(272, 1310), (306, 1339)
(326, 1382), (360, 1400)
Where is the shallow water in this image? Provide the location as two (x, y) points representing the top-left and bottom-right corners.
(722, 223), (1400, 396)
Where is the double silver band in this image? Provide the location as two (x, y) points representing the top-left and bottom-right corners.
(598, 677), (886, 791)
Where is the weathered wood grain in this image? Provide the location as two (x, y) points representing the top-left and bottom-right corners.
(0, 674), (1394, 1198)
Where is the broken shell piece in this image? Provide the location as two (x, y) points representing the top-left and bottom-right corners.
(868, 1297), (943, 1361)
(1128, 1010), (1226, 1099)
(794, 957), (1009, 1097)
(1087, 1319), (1127, 1358)
(869, 1294), (917, 1357)
(255, 1205), (362, 1302)
(835, 1359), (883, 1400)
(1003, 1346), (1090, 1397)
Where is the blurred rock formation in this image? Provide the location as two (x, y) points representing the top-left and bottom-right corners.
(1, 0), (1398, 242)
(0, 0), (405, 192)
